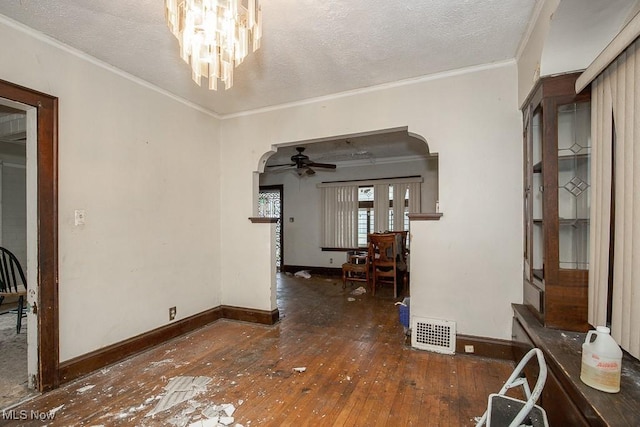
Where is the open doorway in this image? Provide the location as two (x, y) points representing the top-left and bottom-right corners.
(258, 185), (283, 269)
(0, 79), (59, 398)
(0, 105), (29, 407)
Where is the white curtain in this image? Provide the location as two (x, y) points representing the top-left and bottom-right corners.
(374, 183), (389, 232)
(320, 185), (358, 248)
(588, 38), (640, 359)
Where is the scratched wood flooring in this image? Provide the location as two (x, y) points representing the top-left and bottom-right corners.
(3, 273), (515, 426)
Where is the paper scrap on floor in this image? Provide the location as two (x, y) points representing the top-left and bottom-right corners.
(294, 270), (311, 279)
(351, 286), (366, 295)
(147, 376), (212, 416)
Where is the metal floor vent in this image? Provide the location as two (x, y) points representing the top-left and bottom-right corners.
(411, 317), (456, 354)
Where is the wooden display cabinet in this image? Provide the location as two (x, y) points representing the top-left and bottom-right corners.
(522, 72), (591, 331)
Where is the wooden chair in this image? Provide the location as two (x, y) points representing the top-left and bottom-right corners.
(369, 233), (407, 298)
(341, 249), (371, 289)
(0, 247), (28, 334)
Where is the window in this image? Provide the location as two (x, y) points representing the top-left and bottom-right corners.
(357, 186), (374, 247)
(320, 177), (421, 249)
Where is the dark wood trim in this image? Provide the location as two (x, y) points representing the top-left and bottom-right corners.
(0, 79), (59, 392)
(58, 304), (281, 385)
(281, 265), (342, 276)
(59, 307), (224, 384)
(248, 217), (278, 223)
(221, 305), (279, 325)
(407, 212), (443, 221)
(456, 334), (514, 361)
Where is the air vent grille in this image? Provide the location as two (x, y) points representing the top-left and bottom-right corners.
(411, 317), (456, 354)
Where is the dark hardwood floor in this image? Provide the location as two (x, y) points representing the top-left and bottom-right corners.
(1, 273), (515, 426)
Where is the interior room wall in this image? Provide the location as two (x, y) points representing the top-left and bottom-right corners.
(516, 0), (560, 106)
(517, 0), (637, 106)
(541, 0), (637, 77)
(0, 17), (222, 362)
(260, 157), (438, 268)
(220, 61), (523, 340)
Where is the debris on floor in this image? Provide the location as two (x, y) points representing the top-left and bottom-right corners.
(294, 270), (311, 279)
(351, 286), (366, 295)
(347, 297), (356, 302)
(48, 404), (64, 417)
(292, 367), (307, 373)
(76, 384), (96, 394)
(164, 401), (243, 427)
(147, 376), (212, 417)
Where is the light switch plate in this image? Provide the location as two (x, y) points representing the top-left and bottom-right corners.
(74, 209), (86, 226)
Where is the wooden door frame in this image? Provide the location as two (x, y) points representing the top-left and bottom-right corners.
(0, 79), (58, 391)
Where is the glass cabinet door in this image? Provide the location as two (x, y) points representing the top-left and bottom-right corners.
(557, 102), (591, 271)
(531, 108), (544, 283)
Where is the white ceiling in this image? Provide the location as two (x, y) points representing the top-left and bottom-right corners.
(0, 0), (537, 116)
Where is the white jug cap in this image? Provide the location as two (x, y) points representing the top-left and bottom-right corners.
(596, 325), (611, 334)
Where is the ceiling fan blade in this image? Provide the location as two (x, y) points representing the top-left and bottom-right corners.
(266, 163), (296, 168)
(307, 162), (336, 169)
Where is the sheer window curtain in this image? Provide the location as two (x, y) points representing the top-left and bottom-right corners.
(589, 38), (640, 359)
(320, 185), (358, 248)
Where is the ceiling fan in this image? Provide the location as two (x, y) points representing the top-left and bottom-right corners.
(268, 147), (337, 176)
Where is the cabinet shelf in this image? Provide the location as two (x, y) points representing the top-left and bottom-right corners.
(532, 153), (589, 174)
(558, 218), (589, 225)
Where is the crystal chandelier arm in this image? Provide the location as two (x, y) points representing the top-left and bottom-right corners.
(164, 0), (262, 90)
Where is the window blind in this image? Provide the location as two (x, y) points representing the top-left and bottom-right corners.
(587, 37), (640, 359)
(320, 177), (422, 247)
(320, 185), (359, 248)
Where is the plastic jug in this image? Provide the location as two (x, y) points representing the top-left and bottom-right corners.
(580, 326), (622, 393)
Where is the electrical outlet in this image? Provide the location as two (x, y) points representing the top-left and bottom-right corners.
(464, 345), (475, 353)
(169, 306), (177, 321)
(329, 258), (333, 264)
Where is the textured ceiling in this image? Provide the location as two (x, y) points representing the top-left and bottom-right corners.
(0, 0), (537, 116)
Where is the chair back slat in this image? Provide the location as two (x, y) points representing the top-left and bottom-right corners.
(0, 247), (27, 294)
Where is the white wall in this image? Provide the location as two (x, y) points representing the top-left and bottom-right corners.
(260, 157), (438, 268)
(517, 0), (560, 107)
(542, 0), (637, 76)
(517, 0), (637, 106)
(220, 62), (523, 340)
(0, 17), (222, 361)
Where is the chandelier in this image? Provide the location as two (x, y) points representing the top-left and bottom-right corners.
(164, 0), (262, 90)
